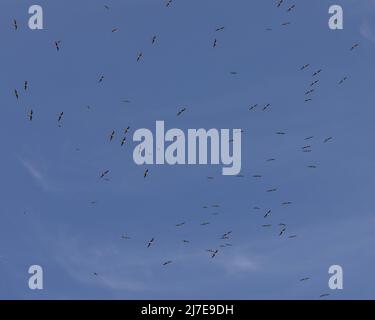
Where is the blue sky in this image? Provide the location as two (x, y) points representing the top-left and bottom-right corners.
(0, 0), (374, 299)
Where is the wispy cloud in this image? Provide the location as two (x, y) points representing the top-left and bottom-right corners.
(19, 158), (50, 191)
(360, 20), (375, 43)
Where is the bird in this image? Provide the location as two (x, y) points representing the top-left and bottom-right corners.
(249, 104), (258, 111)
(263, 103), (271, 111)
(324, 137), (333, 143)
(144, 169), (149, 178)
(350, 43), (359, 51)
(176, 222), (186, 227)
(28, 110), (33, 121)
(310, 80), (319, 87)
(339, 76), (348, 84)
(279, 227), (286, 236)
(177, 107), (187, 116)
(287, 4), (296, 12)
(266, 158), (276, 162)
(262, 224), (272, 227)
(213, 39), (218, 48)
(277, 0), (284, 7)
(24, 81), (28, 91)
(305, 98), (313, 102)
(230, 71), (238, 75)
(54, 41), (61, 51)
(104, 5), (110, 10)
(300, 277), (310, 282)
(124, 126), (130, 135)
(182, 240), (190, 243)
(300, 64), (310, 70)
(151, 35), (157, 44)
(98, 75), (104, 83)
(281, 22), (291, 26)
(14, 89), (19, 99)
(253, 175), (262, 178)
(211, 250), (219, 258)
(305, 136), (314, 140)
(215, 26), (225, 32)
(305, 89), (314, 95)
(109, 130), (115, 141)
(320, 293), (330, 298)
(267, 188), (277, 192)
(166, 0), (173, 7)
(111, 28), (118, 33)
(282, 201), (292, 205)
(288, 235), (297, 239)
(93, 272), (99, 276)
(58, 112), (64, 122)
(264, 210), (272, 218)
(163, 261), (172, 266)
(100, 170), (109, 178)
(307, 165), (317, 169)
(200, 222), (210, 226)
(120, 137), (126, 146)
(147, 238), (155, 248)
(137, 52), (143, 62)
(276, 132), (286, 135)
(312, 69), (322, 77)
(13, 19), (18, 30)
(121, 235), (131, 240)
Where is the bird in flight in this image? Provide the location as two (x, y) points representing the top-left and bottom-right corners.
(121, 235), (131, 240)
(320, 293), (330, 298)
(281, 22), (291, 26)
(177, 107), (187, 116)
(98, 75), (104, 83)
(287, 4), (296, 12)
(263, 103), (271, 111)
(339, 76), (348, 84)
(111, 28), (118, 33)
(120, 137), (126, 146)
(350, 43), (359, 51)
(201, 222), (210, 226)
(264, 210), (272, 218)
(324, 137), (333, 143)
(312, 69), (322, 77)
(166, 0), (173, 7)
(124, 126), (130, 135)
(305, 136), (314, 140)
(100, 170), (109, 179)
(215, 26), (225, 32)
(211, 250), (219, 258)
(300, 63), (310, 70)
(54, 41), (61, 51)
(144, 169), (149, 178)
(300, 277), (310, 282)
(147, 238), (155, 248)
(13, 19), (18, 30)
(163, 261), (172, 266)
(137, 52), (143, 62)
(58, 112), (64, 123)
(267, 188), (277, 192)
(28, 110), (33, 121)
(108, 130), (116, 142)
(282, 201), (292, 205)
(176, 222), (186, 227)
(307, 165), (317, 169)
(310, 80), (319, 87)
(279, 227), (287, 236)
(14, 89), (19, 99)
(213, 39), (218, 48)
(249, 104), (258, 111)
(151, 35), (157, 44)
(277, 0), (284, 7)
(24, 81), (28, 91)
(104, 5), (110, 10)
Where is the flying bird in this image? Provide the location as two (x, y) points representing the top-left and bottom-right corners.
(14, 89), (19, 99)
(249, 104), (258, 111)
(312, 69), (322, 77)
(13, 19), (18, 30)
(120, 137), (126, 146)
(177, 107), (187, 116)
(277, 0), (284, 7)
(54, 41), (61, 51)
(300, 277), (310, 282)
(324, 137), (333, 143)
(24, 81), (28, 91)
(98, 75), (104, 83)
(144, 169), (149, 178)
(151, 35), (157, 44)
(58, 112), (64, 122)
(166, 0), (173, 7)
(215, 26), (225, 32)
(339, 76), (348, 84)
(28, 110), (33, 121)
(163, 261), (172, 266)
(109, 130), (115, 141)
(287, 4), (296, 12)
(147, 238), (155, 248)
(100, 170), (109, 178)
(264, 210), (272, 218)
(213, 39), (218, 48)
(350, 43), (359, 51)
(137, 52), (143, 62)
(300, 64), (310, 70)
(111, 28), (118, 33)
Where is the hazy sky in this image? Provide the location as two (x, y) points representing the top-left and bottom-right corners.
(0, 0), (374, 299)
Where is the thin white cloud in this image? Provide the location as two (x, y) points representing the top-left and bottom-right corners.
(19, 158), (50, 191)
(360, 20), (375, 43)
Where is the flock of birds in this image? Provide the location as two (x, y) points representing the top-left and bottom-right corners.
(10, 1), (362, 299)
